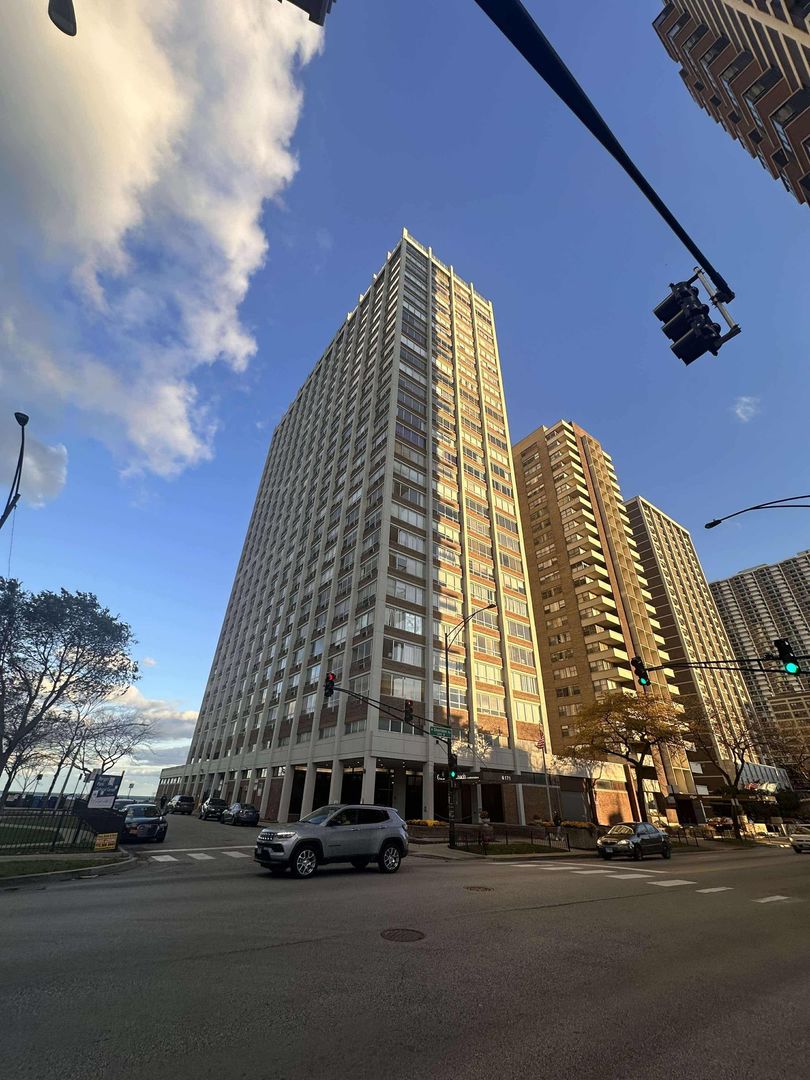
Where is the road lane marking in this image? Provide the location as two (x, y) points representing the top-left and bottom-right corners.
(595, 866), (666, 874)
(697, 887), (733, 894)
(187, 852), (215, 861)
(151, 855), (178, 862)
(222, 850), (251, 859)
(612, 873), (656, 880)
(570, 869), (617, 875)
(754, 895), (791, 903)
(649, 880), (696, 887)
(145, 845), (255, 854)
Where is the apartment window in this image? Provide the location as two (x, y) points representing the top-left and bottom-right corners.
(345, 719), (366, 735)
(385, 605), (424, 636)
(380, 672), (424, 701)
(382, 637), (424, 667)
(553, 666), (578, 680)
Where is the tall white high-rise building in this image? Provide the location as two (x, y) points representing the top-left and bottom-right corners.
(160, 230), (552, 824)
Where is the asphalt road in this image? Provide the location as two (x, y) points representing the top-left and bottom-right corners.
(2, 816), (808, 1080)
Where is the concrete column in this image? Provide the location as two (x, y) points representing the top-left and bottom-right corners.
(328, 758), (344, 803)
(277, 767), (295, 823)
(392, 769), (407, 819)
(300, 762), (317, 818)
(471, 782), (483, 823)
(422, 767), (434, 820)
(259, 777), (274, 821)
(514, 783), (526, 825)
(360, 754), (376, 804)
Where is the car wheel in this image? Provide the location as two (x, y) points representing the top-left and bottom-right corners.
(291, 845), (319, 879)
(662, 845), (671, 860)
(378, 842), (401, 874)
(154, 834), (165, 844)
(351, 858), (370, 870)
(632, 845), (642, 861)
(603, 851), (612, 860)
(793, 847), (802, 854)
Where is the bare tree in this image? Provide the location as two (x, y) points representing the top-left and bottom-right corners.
(0, 730), (48, 804)
(78, 706), (153, 777)
(681, 708), (769, 840)
(0, 579), (138, 805)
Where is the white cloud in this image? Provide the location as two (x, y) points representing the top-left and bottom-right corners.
(116, 685), (198, 743)
(733, 396), (761, 423)
(141, 656), (158, 668)
(0, 1), (323, 479)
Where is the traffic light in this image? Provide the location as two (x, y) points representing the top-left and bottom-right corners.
(631, 656), (651, 687)
(653, 281), (722, 366)
(448, 752), (458, 779)
(403, 700), (414, 724)
(324, 672), (336, 698)
(773, 639), (801, 675)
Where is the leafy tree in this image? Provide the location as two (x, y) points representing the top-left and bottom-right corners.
(0, 579), (138, 805)
(561, 692), (682, 822)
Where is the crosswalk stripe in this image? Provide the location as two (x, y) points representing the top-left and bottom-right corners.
(697, 887), (733, 894)
(649, 880), (696, 887)
(570, 869), (616, 875)
(612, 873), (654, 880)
(187, 852), (215, 861)
(754, 895), (791, 903)
(151, 855), (178, 862)
(222, 850), (251, 859)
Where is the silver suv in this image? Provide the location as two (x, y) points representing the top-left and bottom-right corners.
(254, 804), (408, 879)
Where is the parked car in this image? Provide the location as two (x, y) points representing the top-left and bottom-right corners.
(254, 804), (408, 878)
(597, 822), (671, 860)
(221, 802), (260, 826)
(120, 804), (168, 843)
(789, 824), (810, 853)
(165, 794), (195, 815)
(113, 798), (139, 811)
(199, 796), (229, 821)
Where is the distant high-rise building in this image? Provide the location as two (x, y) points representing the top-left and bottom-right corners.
(160, 230), (553, 826)
(654, 2), (810, 206)
(711, 550), (810, 765)
(626, 497), (756, 793)
(513, 421), (703, 825)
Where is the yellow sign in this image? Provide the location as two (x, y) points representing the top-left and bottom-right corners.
(94, 832), (118, 852)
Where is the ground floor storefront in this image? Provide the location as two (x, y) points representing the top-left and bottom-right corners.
(160, 756), (655, 827)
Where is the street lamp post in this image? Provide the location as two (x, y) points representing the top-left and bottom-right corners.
(0, 413), (29, 533)
(444, 602), (497, 849)
(705, 495), (810, 530)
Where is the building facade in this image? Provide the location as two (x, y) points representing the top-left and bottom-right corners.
(711, 549), (810, 767)
(654, 1), (810, 206)
(512, 421), (702, 824)
(160, 230), (553, 825)
(626, 497), (757, 796)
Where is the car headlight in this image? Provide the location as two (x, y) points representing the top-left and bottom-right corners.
(274, 832), (296, 840)
(616, 840), (630, 846)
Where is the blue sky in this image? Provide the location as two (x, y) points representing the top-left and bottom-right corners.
(2, 2), (808, 788)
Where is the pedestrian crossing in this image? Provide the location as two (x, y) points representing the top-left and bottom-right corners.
(502, 860), (798, 905)
(150, 848), (252, 864)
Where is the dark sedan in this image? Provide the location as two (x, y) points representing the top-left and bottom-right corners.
(221, 802), (260, 826)
(199, 797), (228, 821)
(120, 804), (168, 844)
(597, 822), (671, 860)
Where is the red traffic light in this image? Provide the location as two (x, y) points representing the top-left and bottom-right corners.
(324, 672), (336, 698)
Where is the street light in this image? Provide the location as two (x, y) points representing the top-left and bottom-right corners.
(705, 494), (810, 529)
(48, 0), (77, 36)
(444, 601), (497, 849)
(0, 412), (29, 533)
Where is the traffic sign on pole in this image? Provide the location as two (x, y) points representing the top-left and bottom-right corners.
(430, 724), (452, 739)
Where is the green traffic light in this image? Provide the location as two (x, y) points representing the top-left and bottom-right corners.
(785, 661), (800, 675)
(640, 676), (650, 686)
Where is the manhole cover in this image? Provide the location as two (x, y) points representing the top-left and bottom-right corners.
(380, 928), (425, 942)
(465, 885), (493, 892)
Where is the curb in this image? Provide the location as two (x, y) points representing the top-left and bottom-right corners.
(0, 852), (137, 892)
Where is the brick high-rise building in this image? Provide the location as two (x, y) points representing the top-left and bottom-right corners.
(626, 497), (757, 796)
(654, 2), (810, 206)
(711, 550), (810, 767)
(513, 421), (703, 824)
(159, 230), (553, 825)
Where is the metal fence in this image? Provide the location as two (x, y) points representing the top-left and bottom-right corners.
(0, 808), (100, 855)
(453, 821), (571, 855)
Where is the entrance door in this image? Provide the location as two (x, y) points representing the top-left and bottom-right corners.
(481, 783), (504, 822)
(405, 775), (422, 821)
